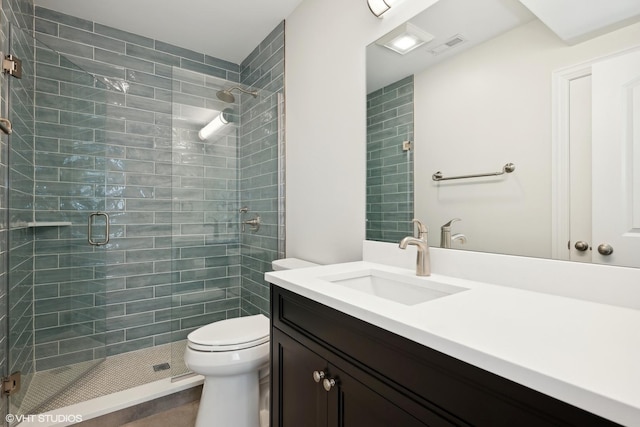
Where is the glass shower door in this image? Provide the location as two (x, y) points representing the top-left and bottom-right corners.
(6, 24), (108, 419)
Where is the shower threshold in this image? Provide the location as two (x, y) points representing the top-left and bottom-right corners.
(20, 376), (203, 427)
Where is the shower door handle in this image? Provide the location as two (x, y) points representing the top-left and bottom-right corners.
(88, 212), (110, 246)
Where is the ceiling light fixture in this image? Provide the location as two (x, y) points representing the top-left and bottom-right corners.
(375, 22), (434, 55)
(199, 109), (232, 140)
(367, 0), (391, 17)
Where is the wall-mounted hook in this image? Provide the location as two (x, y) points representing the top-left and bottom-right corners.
(239, 206), (249, 213)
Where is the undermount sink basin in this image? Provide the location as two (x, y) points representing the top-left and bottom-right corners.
(320, 269), (468, 306)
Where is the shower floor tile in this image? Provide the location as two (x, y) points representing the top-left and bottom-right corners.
(20, 341), (189, 415)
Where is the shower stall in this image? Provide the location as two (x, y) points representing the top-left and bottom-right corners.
(2, 7), (284, 422)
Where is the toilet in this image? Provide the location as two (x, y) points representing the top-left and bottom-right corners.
(185, 258), (318, 427)
(185, 314), (270, 427)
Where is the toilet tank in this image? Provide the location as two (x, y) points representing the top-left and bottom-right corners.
(271, 258), (319, 271)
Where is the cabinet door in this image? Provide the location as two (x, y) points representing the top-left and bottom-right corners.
(326, 363), (455, 427)
(272, 328), (328, 427)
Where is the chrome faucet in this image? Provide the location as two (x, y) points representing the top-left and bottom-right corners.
(399, 219), (430, 276)
(440, 218), (467, 248)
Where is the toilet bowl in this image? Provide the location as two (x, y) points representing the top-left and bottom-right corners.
(185, 314), (270, 427)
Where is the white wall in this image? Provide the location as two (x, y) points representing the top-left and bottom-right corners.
(284, 0), (437, 264)
(414, 19), (640, 258)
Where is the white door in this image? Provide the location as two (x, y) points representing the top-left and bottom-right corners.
(592, 50), (640, 267)
(569, 75), (593, 263)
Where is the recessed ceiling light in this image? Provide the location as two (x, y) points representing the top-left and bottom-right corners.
(375, 22), (434, 55)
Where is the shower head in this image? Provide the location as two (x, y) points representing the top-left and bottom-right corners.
(216, 86), (259, 103)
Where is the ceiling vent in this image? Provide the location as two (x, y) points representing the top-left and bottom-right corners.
(428, 34), (467, 56)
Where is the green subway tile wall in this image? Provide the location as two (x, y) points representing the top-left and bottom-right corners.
(366, 75), (414, 243)
(239, 22), (285, 315)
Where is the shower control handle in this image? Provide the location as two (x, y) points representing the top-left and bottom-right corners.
(242, 215), (261, 232)
(312, 370), (325, 383)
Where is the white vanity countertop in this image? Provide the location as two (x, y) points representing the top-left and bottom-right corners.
(265, 261), (640, 426)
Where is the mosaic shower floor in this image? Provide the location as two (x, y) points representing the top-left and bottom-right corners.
(19, 341), (189, 415)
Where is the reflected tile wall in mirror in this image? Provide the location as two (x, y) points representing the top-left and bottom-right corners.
(366, 75), (414, 243)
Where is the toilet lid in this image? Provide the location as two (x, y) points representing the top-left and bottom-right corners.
(187, 314), (269, 351)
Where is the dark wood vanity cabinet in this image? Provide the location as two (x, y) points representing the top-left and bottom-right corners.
(273, 328), (327, 426)
(270, 285), (620, 427)
(273, 328), (451, 427)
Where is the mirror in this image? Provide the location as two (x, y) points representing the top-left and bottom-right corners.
(366, 0), (640, 268)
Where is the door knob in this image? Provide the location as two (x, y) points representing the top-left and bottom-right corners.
(574, 241), (590, 252)
(322, 378), (336, 392)
(312, 371), (325, 383)
(597, 243), (614, 256)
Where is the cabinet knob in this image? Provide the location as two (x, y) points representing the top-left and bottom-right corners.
(312, 370), (325, 383)
(323, 378), (336, 392)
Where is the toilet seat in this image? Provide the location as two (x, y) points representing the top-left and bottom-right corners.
(187, 314), (270, 352)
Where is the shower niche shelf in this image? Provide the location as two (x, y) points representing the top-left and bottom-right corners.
(27, 221), (72, 227)
(9, 221), (73, 230)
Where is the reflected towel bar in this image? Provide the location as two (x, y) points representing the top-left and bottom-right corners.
(432, 163), (515, 181)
